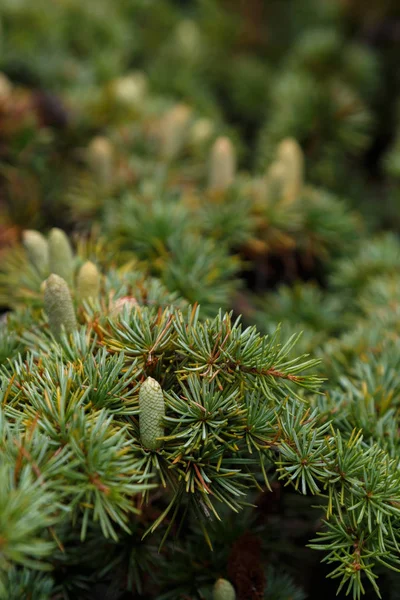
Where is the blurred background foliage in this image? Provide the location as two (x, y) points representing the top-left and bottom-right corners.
(1, 0), (400, 230)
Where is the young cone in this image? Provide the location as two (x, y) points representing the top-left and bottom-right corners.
(22, 230), (49, 275)
(139, 377), (165, 450)
(208, 137), (236, 193)
(77, 261), (100, 302)
(0, 72), (12, 105)
(190, 117), (214, 147)
(160, 104), (192, 160)
(175, 19), (202, 63)
(213, 578), (236, 600)
(277, 138), (304, 203)
(111, 72), (148, 108)
(48, 228), (74, 286)
(44, 274), (77, 340)
(86, 136), (114, 190)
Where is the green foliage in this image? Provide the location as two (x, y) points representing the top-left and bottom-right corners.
(262, 565), (306, 600)
(1, 249), (400, 598)
(253, 282), (345, 356)
(331, 233), (400, 293)
(0, 281), (324, 598)
(2, 567), (54, 600)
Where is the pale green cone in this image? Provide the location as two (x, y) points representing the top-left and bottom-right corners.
(22, 230), (49, 275)
(277, 137), (304, 203)
(160, 104), (192, 160)
(139, 377), (165, 450)
(77, 261), (100, 302)
(174, 20), (202, 63)
(48, 228), (74, 286)
(190, 117), (214, 147)
(86, 136), (114, 190)
(112, 72), (148, 108)
(0, 73), (12, 103)
(213, 578), (236, 600)
(44, 274), (77, 340)
(208, 137), (236, 193)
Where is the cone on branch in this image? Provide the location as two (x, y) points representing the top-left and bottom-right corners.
(213, 578), (236, 600)
(22, 230), (49, 275)
(208, 137), (236, 194)
(48, 228), (74, 287)
(77, 261), (101, 302)
(44, 274), (77, 339)
(139, 377), (165, 451)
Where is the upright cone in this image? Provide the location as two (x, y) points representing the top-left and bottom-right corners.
(277, 138), (304, 203)
(0, 73), (12, 106)
(208, 137), (236, 193)
(112, 72), (148, 108)
(48, 228), (74, 286)
(160, 104), (192, 160)
(22, 230), (49, 275)
(139, 377), (165, 450)
(77, 261), (100, 302)
(44, 274), (77, 340)
(213, 578), (236, 600)
(86, 136), (114, 190)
